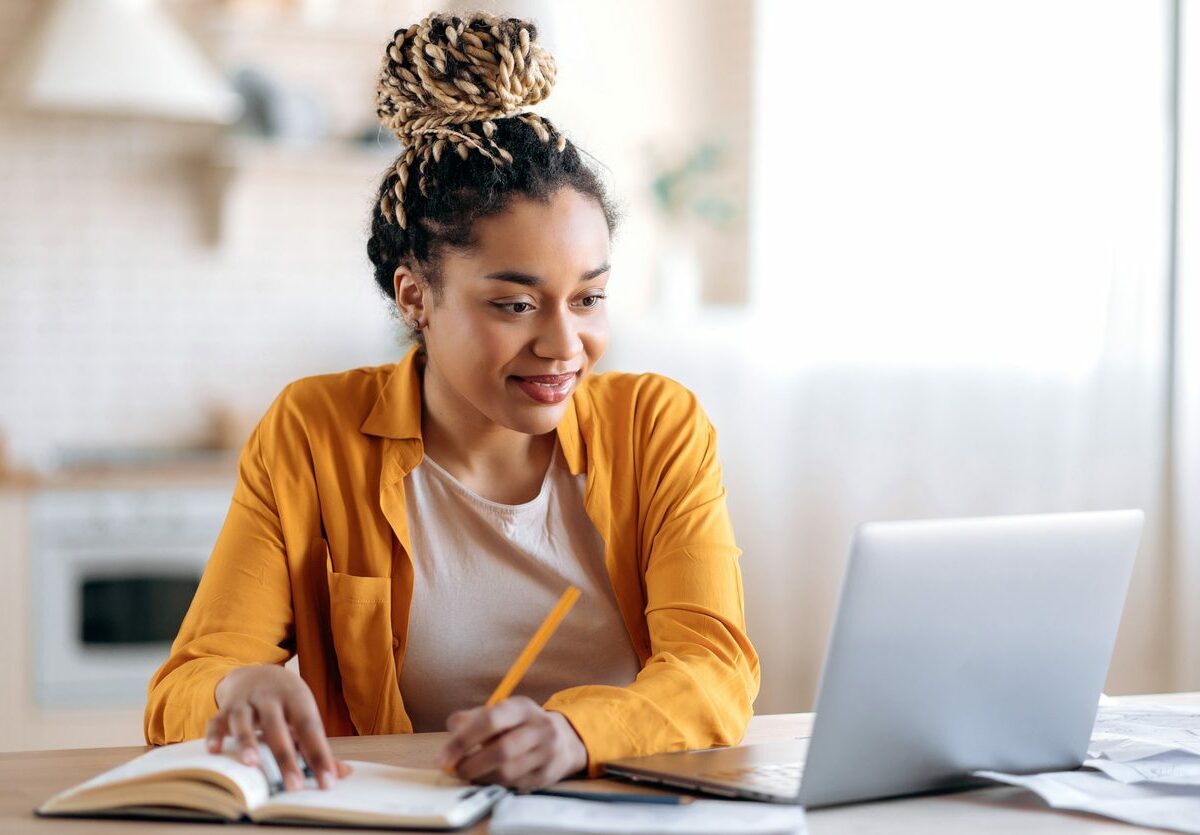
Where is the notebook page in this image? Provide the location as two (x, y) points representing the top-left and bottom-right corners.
(253, 761), (498, 827)
(40, 738), (270, 815)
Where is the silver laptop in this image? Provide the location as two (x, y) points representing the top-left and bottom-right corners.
(604, 509), (1144, 808)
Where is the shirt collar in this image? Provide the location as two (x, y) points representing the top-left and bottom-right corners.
(360, 345), (424, 441)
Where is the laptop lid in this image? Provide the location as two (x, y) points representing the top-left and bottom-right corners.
(797, 509), (1143, 807)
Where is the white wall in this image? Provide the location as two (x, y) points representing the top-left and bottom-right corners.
(0, 0), (752, 471)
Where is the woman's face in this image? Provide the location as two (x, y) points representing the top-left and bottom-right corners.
(397, 187), (611, 437)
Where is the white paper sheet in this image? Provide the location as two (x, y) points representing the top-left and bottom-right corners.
(971, 700), (1200, 832)
(1085, 752), (1200, 786)
(487, 794), (806, 835)
(1088, 734), (1186, 763)
(974, 769), (1200, 835)
(1090, 703), (1200, 760)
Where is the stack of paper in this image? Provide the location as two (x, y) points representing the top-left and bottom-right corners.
(488, 795), (806, 835)
(977, 700), (1200, 834)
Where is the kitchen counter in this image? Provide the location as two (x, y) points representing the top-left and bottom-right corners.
(0, 450), (239, 491)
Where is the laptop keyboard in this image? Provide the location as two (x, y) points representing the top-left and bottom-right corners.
(701, 762), (804, 793)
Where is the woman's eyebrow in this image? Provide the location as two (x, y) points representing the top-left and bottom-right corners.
(482, 263), (610, 287)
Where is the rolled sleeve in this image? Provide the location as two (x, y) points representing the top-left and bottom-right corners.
(143, 417), (296, 744)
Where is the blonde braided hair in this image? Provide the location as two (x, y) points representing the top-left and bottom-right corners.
(365, 11), (617, 330)
(375, 12), (568, 229)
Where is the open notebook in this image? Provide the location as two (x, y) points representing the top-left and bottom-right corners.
(36, 738), (506, 829)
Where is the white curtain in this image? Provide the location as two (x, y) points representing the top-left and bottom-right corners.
(1172, 0), (1200, 692)
(606, 0), (1185, 712)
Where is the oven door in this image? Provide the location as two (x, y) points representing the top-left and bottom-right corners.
(31, 489), (226, 708)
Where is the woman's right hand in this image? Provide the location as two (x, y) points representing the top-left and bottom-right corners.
(206, 664), (351, 791)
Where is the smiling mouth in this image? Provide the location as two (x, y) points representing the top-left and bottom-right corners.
(509, 372), (579, 404)
(512, 373), (578, 385)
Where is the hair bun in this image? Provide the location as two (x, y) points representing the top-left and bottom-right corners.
(376, 12), (557, 143)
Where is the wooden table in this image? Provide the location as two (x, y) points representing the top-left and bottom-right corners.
(5, 694), (1196, 834)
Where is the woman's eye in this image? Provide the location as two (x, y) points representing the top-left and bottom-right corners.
(580, 293), (606, 308)
(494, 301), (533, 314)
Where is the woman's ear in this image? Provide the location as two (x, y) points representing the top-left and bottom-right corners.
(393, 264), (428, 329)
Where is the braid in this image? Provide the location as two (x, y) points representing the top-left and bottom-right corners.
(375, 12), (566, 229)
(366, 11), (619, 340)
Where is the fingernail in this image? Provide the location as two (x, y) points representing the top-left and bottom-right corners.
(285, 772), (302, 791)
(319, 770), (336, 789)
(241, 748), (258, 766)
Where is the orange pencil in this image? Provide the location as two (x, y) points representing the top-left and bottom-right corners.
(443, 585), (581, 774)
(486, 585), (581, 706)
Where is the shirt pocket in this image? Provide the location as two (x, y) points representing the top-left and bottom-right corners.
(323, 540), (398, 735)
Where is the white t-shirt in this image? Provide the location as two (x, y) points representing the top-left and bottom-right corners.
(398, 443), (642, 733)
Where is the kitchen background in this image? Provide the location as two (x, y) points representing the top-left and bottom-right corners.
(1, 0), (1198, 751)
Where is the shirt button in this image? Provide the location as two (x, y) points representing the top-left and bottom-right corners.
(391, 636), (400, 650)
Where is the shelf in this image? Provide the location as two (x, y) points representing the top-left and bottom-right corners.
(209, 136), (399, 176)
(198, 136), (400, 244)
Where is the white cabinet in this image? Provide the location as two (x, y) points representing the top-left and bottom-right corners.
(0, 464), (234, 752)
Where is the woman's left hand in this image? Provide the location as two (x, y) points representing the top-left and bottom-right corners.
(437, 696), (588, 789)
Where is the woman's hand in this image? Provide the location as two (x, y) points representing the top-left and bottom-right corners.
(438, 696), (588, 789)
(206, 664), (352, 791)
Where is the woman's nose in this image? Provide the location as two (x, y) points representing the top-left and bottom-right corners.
(533, 308), (584, 360)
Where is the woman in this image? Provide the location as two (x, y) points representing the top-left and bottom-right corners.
(145, 11), (758, 793)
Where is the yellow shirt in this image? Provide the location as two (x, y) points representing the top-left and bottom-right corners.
(144, 346), (760, 775)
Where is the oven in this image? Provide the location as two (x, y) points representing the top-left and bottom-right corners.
(31, 486), (231, 708)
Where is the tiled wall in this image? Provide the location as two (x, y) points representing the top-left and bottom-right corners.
(0, 2), (404, 469)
